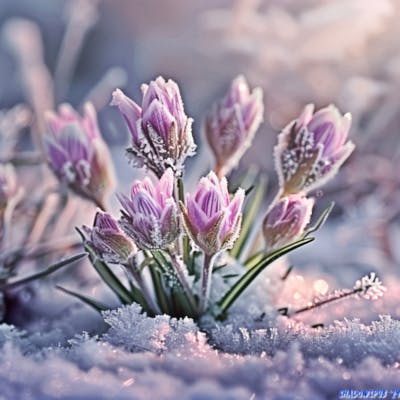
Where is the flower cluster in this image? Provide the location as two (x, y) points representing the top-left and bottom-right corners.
(41, 74), (384, 321)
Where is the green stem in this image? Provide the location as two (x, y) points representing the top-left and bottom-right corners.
(177, 178), (193, 272)
(169, 252), (197, 315)
(217, 237), (315, 318)
(126, 259), (160, 314)
(149, 266), (170, 314)
(199, 253), (215, 313)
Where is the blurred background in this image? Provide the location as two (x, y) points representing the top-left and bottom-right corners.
(1, 0), (399, 324)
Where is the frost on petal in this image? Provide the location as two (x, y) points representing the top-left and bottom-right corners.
(118, 169), (178, 250)
(111, 88), (142, 146)
(181, 172), (244, 255)
(263, 194), (314, 252)
(115, 77), (195, 177)
(275, 104), (354, 195)
(44, 103), (114, 207)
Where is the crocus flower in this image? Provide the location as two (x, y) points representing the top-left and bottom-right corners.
(118, 168), (179, 250)
(83, 211), (137, 264)
(111, 76), (196, 178)
(205, 75), (263, 177)
(45, 102), (115, 209)
(263, 194), (314, 253)
(180, 171), (245, 256)
(275, 104), (355, 195)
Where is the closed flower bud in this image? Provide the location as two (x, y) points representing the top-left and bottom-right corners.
(275, 104), (355, 195)
(45, 103), (115, 209)
(205, 75), (263, 177)
(118, 168), (179, 250)
(111, 76), (196, 178)
(180, 171), (244, 256)
(263, 194), (314, 253)
(83, 211), (137, 264)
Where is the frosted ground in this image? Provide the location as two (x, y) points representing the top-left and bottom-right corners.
(1, 211), (399, 400)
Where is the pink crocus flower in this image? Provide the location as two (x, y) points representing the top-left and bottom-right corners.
(275, 104), (354, 195)
(263, 194), (314, 253)
(45, 102), (115, 209)
(83, 211), (137, 264)
(180, 171), (245, 256)
(205, 75), (263, 177)
(111, 76), (196, 177)
(118, 168), (179, 250)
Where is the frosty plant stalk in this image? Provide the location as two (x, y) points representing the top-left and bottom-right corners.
(42, 74), (386, 321)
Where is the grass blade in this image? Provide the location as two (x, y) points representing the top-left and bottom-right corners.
(56, 285), (109, 313)
(2, 252), (86, 290)
(230, 176), (267, 260)
(85, 243), (134, 305)
(217, 237), (315, 318)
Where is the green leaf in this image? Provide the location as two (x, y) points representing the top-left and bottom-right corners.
(244, 250), (264, 269)
(1, 252), (86, 290)
(230, 175), (267, 260)
(56, 285), (109, 313)
(149, 264), (170, 314)
(150, 250), (171, 273)
(177, 178), (194, 274)
(303, 202), (334, 237)
(85, 243), (134, 305)
(129, 283), (152, 315)
(217, 237), (315, 318)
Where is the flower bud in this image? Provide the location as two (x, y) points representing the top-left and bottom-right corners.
(111, 76), (196, 177)
(275, 104), (354, 195)
(263, 194), (314, 253)
(118, 168), (179, 250)
(205, 75), (263, 177)
(180, 171), (244, 256)
(45, 102), (115, 209)
(83, 211), (137, 264)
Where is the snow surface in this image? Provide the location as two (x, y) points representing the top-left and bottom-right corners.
(1, 212), (399, 400)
